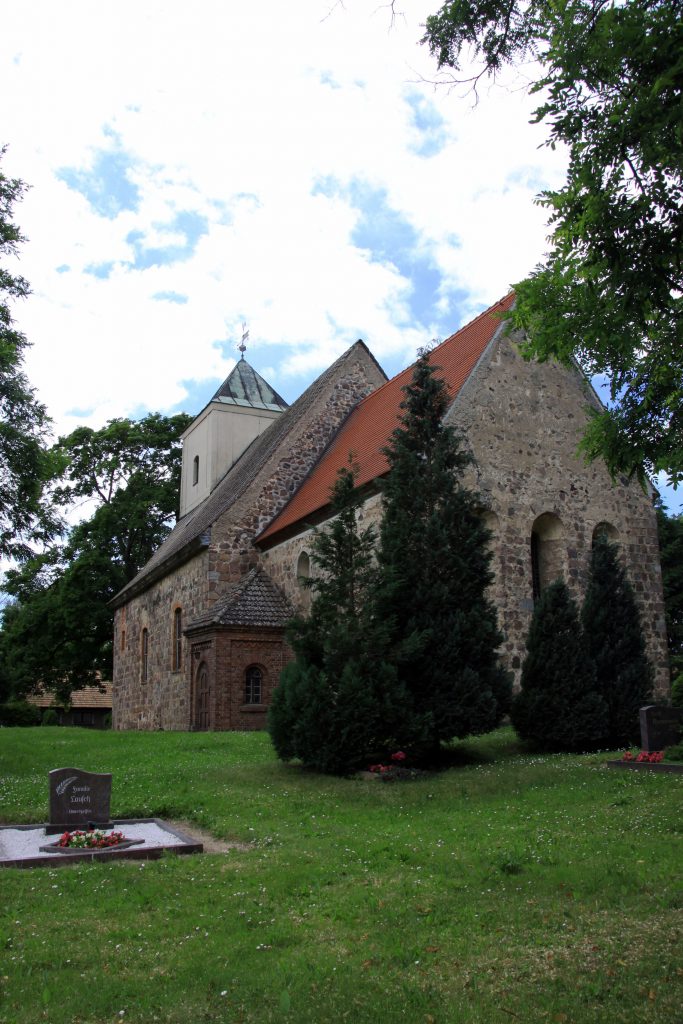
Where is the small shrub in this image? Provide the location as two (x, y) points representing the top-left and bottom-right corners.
(103, 712), (112, 729)
(664, 742), (683, 762)
(41, 708), (59, 726)
(670, 674), (683, 708)
(0, 701), (42, 727)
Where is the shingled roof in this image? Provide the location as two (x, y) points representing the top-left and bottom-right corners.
(28, 683), (113, 710)
(185, 567), (293, 631)
(111, 341), (383, 608)
(258, 294), (515, 545)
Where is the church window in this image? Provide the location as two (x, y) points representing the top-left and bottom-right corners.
(245, 665), (262, 705)
(296, 550), (312, 611)
(530, 513), (565, 602)
(141, 628), (149, 682)
(531, 531), (542, 602)
(297, 550), (310, 582)
(193, 455), (199, 486)
(592, 521), (619, 546)
(172, 608), (182, 671)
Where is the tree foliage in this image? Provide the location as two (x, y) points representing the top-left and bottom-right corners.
(656, 502), (683, 686)
(0, 147), (57, 558)
(581, 535), (653, 746)
(511, 580), (608, 751)
(0, 412), (190, 701)
(423, 0), (683, 485)
(269, 463), (416, 774)
(376, 349), (511, 757)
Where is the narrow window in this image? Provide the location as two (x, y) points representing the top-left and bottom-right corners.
(172, 608), (182, 671)
(141, 628), (149, 682)
(297, 550), (311, 581)
(531, 531), (541, 603)
(120, 605), (127, 651)
(192, 455), (199, 486)
(245, 665), (262, 705)
(530, 512), (565, 602)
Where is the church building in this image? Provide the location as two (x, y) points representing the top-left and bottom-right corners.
(111, 296), (669, 731)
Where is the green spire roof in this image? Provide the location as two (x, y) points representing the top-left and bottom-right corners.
(212, 359), (288, 413)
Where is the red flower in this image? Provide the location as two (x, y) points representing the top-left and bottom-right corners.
(391, 751), (407, 762)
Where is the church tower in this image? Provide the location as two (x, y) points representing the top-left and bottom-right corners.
(179, 353), (288, 518)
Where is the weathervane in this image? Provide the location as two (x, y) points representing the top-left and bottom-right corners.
(238, 322), (249, 361)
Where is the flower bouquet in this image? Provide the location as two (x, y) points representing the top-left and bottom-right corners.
(58, 829), (127, 849)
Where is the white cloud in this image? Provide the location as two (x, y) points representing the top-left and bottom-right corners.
(2, 0), (568, 441)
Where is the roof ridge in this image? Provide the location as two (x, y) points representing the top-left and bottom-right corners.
(257, 293), (515, 545)
(431, 292), (514, 356)
(350, 293), (514, 413)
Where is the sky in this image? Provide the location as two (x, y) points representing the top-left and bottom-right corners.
(2, 0), (679, 512)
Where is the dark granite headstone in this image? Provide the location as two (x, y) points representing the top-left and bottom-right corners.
(639, 705), (682, 752)
(48, 768), (112, 830)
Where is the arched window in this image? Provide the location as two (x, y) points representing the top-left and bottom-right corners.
(172, 608), (182, 671)
(297, 550), (310, 582)
(245, 665), (263, 705)
(141, 628), (149, 682)
(192, 455), (199, 486)
(592, 521), (619, 546)
(530, 512), (565, 602)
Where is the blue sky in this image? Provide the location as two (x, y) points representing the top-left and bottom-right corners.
(1, 0), (679, 512)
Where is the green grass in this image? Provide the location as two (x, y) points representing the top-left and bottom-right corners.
(0, 727), (681, 1024)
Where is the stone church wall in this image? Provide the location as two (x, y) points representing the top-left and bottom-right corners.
(113, 551), (209, 730)
(449, 331), (669, 694)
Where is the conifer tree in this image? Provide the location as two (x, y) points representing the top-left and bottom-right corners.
(581, 535), (653, 747)
(375, 350), (511, 759)
(511, 580), (608, 751)
(269, 462), (416, 774)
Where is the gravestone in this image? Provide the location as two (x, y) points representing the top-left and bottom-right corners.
(639, 705), (683, 752)
(48, 768), (112, 834)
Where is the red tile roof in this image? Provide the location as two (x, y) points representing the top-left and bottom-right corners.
(258, 294), (514, 545)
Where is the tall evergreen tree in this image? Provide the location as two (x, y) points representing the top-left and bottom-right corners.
(511, 580), (608, 751)
(269, 463), (416, 774)
(376, 349), (511, 759)
(581, 535), (653, 747)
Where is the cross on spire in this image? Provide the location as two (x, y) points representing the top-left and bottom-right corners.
(238, 322), (249, 360)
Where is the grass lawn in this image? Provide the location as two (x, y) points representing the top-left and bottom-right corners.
(0, 726), (681, 1024)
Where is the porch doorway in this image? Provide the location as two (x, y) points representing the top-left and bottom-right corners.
(195, 662), (211, 730)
